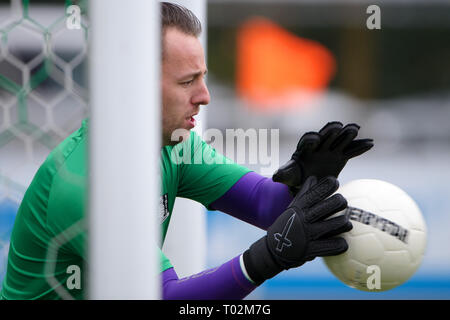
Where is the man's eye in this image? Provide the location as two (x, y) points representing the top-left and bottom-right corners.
(181, 80), (194, 86)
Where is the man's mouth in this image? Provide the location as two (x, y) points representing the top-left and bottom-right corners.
(186, 114), (197, 128)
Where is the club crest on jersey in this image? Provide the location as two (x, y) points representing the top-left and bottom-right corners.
(159, 194), (169, 224)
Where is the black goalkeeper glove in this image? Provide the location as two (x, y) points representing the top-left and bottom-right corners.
(243, 176), (352, 285)
(272, 122), (374, 195)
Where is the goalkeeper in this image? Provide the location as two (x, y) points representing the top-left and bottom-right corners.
(0, 2), (373, 300)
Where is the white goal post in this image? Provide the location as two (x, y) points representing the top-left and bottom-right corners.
(88, 0), (160, 299)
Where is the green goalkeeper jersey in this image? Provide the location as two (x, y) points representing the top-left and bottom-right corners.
(0, 120), (250, 300)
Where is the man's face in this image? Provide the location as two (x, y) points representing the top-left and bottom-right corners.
(162, 27), (210, 146)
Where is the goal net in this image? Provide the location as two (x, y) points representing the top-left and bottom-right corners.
(0, 0), (89, 287)
(0, 0), (161, 299)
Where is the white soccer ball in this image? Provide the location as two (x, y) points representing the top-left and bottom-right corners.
(323, 179), (427, 292)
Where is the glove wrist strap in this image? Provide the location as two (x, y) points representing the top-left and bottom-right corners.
(243, 236), (282, 285)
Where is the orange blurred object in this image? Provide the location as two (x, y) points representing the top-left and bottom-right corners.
(236, 17), (336, 111)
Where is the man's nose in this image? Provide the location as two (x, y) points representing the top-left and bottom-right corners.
(192, 79), (210, 106)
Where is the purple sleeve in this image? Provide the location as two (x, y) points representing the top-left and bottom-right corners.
(161, 173), (291, 299)
(210, 171), (293, 230)
(162, 255), (257, 300)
